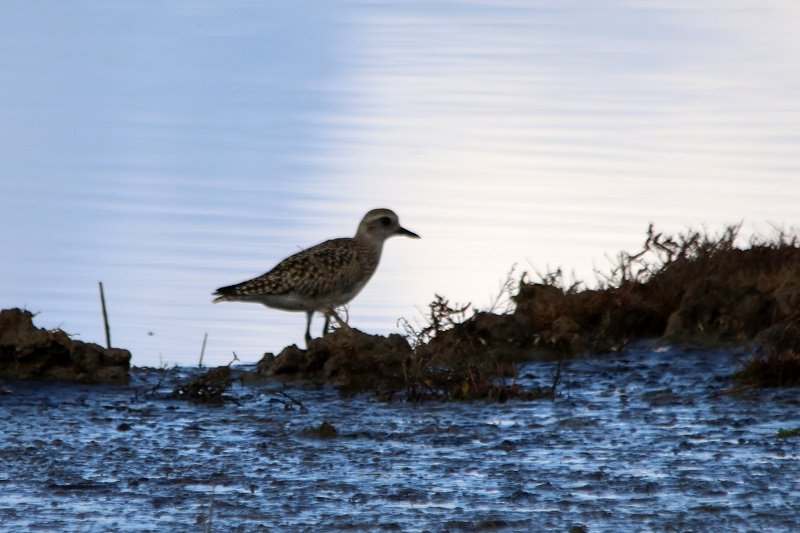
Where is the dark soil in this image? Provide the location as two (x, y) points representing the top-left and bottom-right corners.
(0, 308), (130, 384)
(172, 365), (236, 405)
(258, 325), (554, 402)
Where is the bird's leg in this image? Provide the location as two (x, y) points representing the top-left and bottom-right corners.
(304, 310), (313, 347)
(322, 314), (331, 336)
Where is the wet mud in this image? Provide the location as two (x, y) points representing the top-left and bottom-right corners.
(2, 346), (799, 532)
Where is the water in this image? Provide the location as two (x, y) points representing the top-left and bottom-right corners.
(2, 1), (800, 366)
(1, 346), (798, 531)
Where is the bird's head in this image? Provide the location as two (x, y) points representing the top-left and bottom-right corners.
(356, 208), (420, 244)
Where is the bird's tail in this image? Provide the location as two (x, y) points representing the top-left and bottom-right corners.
(212, 284), (237, 303)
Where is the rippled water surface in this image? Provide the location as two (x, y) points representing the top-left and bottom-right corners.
(2, 1), (800, 366)
(1, 346), (798, 531)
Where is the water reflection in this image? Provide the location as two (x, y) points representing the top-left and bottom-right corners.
(1, 1), (799, 365)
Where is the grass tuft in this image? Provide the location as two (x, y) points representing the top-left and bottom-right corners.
(733, 349), (800, 388)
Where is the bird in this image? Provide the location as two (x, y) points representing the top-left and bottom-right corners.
(212, 208), (420, 346)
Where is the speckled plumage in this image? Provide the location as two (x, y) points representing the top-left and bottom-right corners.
(213, 208), (419, 345)
(213, 238), (378, 309)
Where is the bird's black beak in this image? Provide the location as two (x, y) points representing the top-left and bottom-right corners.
(396, 226), (420, 239)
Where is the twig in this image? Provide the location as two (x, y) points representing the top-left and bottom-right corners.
(550, 359), (563, 398)
(203, 484), (216, 533)
(198, 333), (208, 368)
(276, 390), (307, 412)
(713, 383), (761, 397)
(131, 364), (174, 402)
(98, 281), (111, 348)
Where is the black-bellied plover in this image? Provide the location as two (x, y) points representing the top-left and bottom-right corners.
(213, 208), (420, 345)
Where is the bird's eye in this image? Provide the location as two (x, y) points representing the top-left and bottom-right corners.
(379, 216), (392, 226)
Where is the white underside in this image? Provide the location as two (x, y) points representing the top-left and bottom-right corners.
(232, 279), (370, 313)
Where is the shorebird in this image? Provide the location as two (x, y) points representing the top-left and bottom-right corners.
(213, 208), (420, 345)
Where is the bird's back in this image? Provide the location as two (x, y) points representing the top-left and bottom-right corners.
(213, 238), (378, 310)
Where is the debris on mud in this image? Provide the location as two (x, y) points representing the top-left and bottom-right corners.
(172, 365), (238, 405)
(300, 420), (338, 439)
(732, 349), (800, 388)
(730, 320), (800, 388)
(0, 308), (130, 384)
(777, 427), (800, 439)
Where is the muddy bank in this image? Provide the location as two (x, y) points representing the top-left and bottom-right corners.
(258, 225), (800, 395)
(258, 325), (553, 402)
(0, 308), (130, 384)
(513, 226), (800, 356)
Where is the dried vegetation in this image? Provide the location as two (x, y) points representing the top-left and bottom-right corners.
(517, 224), (800, 355)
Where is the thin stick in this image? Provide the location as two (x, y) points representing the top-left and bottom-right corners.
(550, 358), (563, 398)
(276, 390), (307, 412)
(199, 332), (208, 368)
(98, 281), (111, 348)
(203, 484), (216, 533)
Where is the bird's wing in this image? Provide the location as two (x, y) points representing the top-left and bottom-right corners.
(214, 239), (367, 299)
